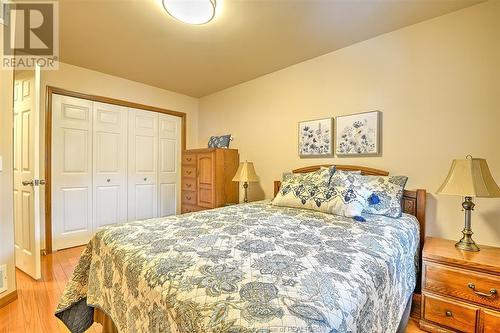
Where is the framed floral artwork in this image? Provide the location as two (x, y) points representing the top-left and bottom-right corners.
(335, 111), (381, 156)
(298, 117), (333, 157)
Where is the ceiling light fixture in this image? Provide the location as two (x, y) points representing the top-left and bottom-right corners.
(162, 0), (217, 25)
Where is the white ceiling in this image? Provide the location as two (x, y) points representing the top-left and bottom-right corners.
(58, 0), (483, 97)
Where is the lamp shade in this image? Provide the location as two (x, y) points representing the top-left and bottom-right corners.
(232, 161), (259, 182)
(437, 157), (500, 197)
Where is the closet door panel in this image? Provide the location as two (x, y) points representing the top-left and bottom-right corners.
(52, 94), (93, 250)
(93, 102), (128, 229)
(158, 114), (181, 216)
(128, 108), (158, 221)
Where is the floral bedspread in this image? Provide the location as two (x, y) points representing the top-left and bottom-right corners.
(55, 201), (419, 333)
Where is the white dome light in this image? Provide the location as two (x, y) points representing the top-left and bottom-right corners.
(163, 0), (216, 25)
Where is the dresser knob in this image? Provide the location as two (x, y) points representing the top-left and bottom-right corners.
(106, 178), (111, 183)
(186, 196), (191, 200)
(468, 282), (498, 298)
(187, 171), (192, 174)
(143, 177), (147, 181)
(445, 310), (452, 317)
(186, 184), (191, 187)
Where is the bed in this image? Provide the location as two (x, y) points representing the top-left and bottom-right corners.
(56, 165), (426, 333)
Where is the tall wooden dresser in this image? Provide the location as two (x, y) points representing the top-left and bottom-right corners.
(181, 148), (239, 214)
(420, 237), (500, 333)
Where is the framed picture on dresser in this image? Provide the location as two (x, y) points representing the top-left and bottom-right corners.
(335, 110), (381, 156)
(298, 117), (333, 157)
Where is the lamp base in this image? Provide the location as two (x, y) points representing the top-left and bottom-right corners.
(455, 196), (480, 252)
(455, 230), (480, 252)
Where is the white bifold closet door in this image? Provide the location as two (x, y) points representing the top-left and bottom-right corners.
(52, 94), (94, 250)
(158, 113), (181, 217)
(52, 95), (180, 250)
(127, 108), (158, 221)
(93, 102), (128, 229)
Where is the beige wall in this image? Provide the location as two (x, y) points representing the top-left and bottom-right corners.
(0, 25), (16, 299)
(39, 62), (199, 248)
(199, 1), (500, 246)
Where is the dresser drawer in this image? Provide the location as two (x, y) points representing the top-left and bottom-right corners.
(182, 190), (196, 205)
(483, 309), (500, 332)
(181, 204), (202, 214)
(182, 177), (196, 191)
(424, 262), (500, 308)
(182, 166), (196, 178)
(182, 154), (196, 165)
(423, 294), (478, 333)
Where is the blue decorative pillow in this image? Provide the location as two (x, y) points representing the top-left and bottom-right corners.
(208, 135), (231, 148)
(331, 173), (408, 218)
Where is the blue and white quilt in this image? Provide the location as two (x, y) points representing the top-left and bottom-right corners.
(56, 201), (419, 333)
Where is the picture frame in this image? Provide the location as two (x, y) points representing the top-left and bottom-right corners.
(298, 117), (334, 157)
(335, 111), (381, 156)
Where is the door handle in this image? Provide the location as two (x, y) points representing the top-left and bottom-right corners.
(22, 180), (34, 186)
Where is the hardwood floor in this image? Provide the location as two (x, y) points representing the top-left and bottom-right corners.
(0, 246), (425, 333)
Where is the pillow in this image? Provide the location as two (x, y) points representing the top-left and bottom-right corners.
(208, 135), (231, 148)
(329, 169), (362, 187)
(272, 178), (370, 218)
(338, 174), (408, 218)
(281, 166), (335, 187)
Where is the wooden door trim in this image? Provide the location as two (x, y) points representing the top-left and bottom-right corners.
(44, 86), (187, 254)
(0, 290), (18, 308)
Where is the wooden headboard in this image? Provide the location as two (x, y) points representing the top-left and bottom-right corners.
(273, 164), (427, 292)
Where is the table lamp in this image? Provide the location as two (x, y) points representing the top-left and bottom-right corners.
(232, 161), (259, 203)
(437, 155), (500, 251)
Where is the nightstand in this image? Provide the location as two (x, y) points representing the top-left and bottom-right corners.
(420, 237), (500, 332)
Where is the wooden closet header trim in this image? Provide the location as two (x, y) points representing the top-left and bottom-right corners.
(44, 86), (187, 254)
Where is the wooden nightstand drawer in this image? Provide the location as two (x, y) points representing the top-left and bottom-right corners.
(483, 309), (500, 332)
(424, 262), (500, 308)
(423, 294), (478, 333)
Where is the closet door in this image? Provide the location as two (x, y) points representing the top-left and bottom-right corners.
(128, 108), (158, 221)
(93, 102), (128, 229)
(52, 94), (93, 250)
(158, 113), (181, 216)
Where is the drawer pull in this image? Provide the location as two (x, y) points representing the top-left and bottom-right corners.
(186, 158), (192, 161)
(186, 196), (192, 200)
(445, 310), (453, 317)
(186, 184), (192, 188)
(467, 283), (498, 298)
(187, 171), (192, 175)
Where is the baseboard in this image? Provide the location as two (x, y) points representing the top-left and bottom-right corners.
(0, 290), (18, 308)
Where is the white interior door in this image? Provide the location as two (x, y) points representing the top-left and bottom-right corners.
(158, 113), (181, 216)
(128, 108), (158, 221)
(52, 94), (93, 250)
(13, 70), (41, 279)
(93, 102), (128, 229)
